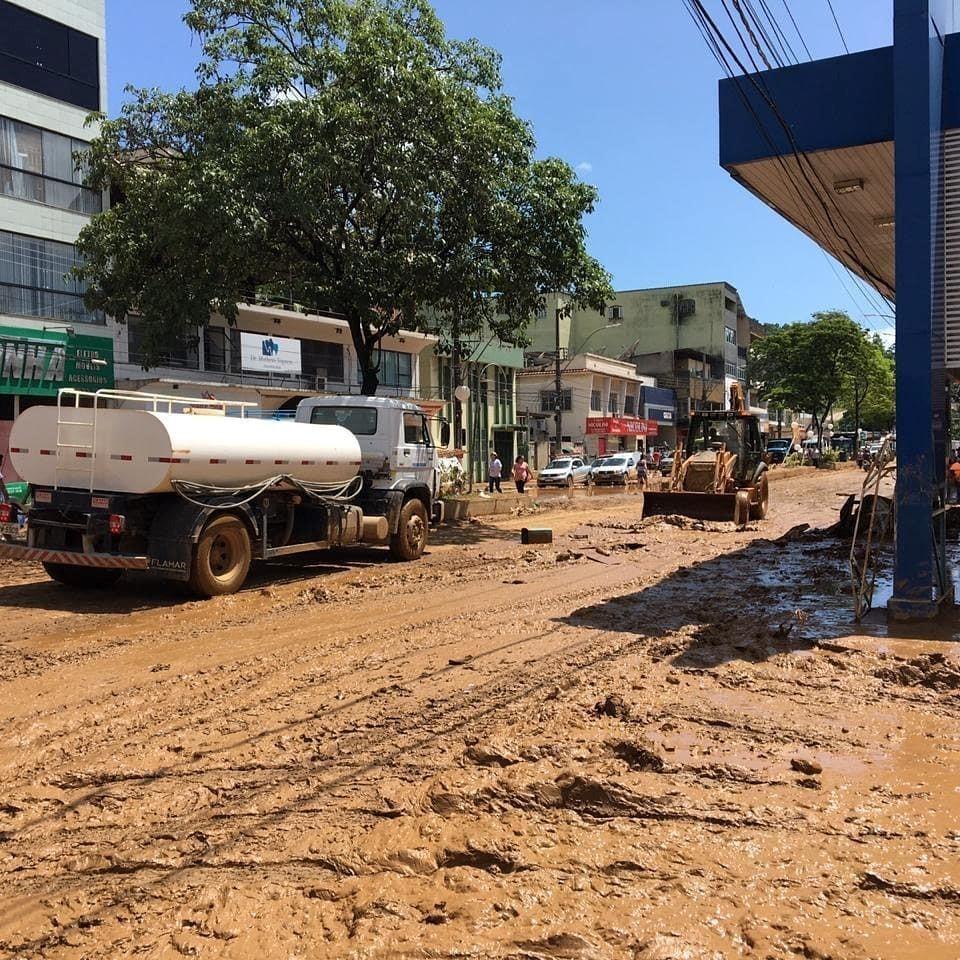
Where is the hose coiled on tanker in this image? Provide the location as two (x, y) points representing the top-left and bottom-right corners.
(170, 473), (365, 510)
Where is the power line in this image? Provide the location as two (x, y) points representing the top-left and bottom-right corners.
(825, 0), (850, 54)
(778, 0), (813, 60)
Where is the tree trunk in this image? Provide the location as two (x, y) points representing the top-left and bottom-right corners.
(347, 311), (380, 396)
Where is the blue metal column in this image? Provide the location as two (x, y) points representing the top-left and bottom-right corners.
(889, 0), (954, 618)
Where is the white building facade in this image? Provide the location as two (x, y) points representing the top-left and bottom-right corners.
(113, 300), (435, 414)
(517, 353), (659, 464)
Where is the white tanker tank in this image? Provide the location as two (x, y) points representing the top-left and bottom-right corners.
(9, 406), (363, 494)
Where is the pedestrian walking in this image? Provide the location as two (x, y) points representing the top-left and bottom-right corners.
(513, 455), (531, 494)
(487, 452), (503, 494)
(636, 455), (648, 489)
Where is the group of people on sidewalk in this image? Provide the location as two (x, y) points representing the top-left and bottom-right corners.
(486, 452), (532, 495)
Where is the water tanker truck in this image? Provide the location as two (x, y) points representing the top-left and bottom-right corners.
(0, 389), (441, 596)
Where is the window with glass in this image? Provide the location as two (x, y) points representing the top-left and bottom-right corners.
(0, 2), (100, 111)
(203, 326), (230, 372)
(624, 394), (636, 415)
(0, 116), (100, 215)
(126, 316), (198, 369)
(403, 412), (432, 446)
(590, 390), (602, 412)
(539, 389), (571, 412)
(360, 348), (412, 389)
(301, 338), (344, 383)
(608, 393), (619, 414)
(0, 229), (102, 325)
(309, 405), (378, 435)
(724, 326), (737, 344)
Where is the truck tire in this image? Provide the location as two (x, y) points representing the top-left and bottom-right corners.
(189, 515), (252, 597)
(750, 474), (770, 520)
(43, 562), (124, 589)
(389, 499), (428, 561)
(734, 489), (752, 527)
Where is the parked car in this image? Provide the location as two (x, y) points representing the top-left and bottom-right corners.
(590, 454), (640, 486)
(658, 450), (676, 476)
(536, 457), (591, 488)
(765, 438), (792, 464)
(587, 456), (613, 481)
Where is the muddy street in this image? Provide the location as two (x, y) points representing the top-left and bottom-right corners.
(2, 468), (960, 960)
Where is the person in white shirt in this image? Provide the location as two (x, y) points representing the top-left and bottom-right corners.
(487, 452), (502, 494)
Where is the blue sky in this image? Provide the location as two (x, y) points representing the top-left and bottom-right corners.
(105, 0), (895, 336)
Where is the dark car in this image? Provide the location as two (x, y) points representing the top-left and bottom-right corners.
(765, 439), (792, 464)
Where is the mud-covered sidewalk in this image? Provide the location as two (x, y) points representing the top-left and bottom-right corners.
(2, 469), (959, 960)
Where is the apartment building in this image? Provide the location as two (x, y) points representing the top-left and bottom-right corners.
(526, 282), (767, 432)
(516, 353), (658, 465)
(0, 0), (113, 477)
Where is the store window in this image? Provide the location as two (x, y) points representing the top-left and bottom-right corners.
(0, 2), (100, 111)
(0, 229), (102, 325)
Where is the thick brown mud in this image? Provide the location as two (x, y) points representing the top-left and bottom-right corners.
(1, 468), (959, 959)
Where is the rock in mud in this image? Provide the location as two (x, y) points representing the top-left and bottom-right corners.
(790, 757), (823, 776)
(594, 694), (631, 720)
(609, 740), (665, 772)
(464, 741), (521, 768)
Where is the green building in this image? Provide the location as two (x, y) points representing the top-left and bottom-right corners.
(525, 282), (767, 429)
(420, 335), (525, 484)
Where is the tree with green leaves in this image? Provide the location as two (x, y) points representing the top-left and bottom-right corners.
(748, 310), (872, 444)
(76, 0), (611, 393)
(839, 333), (894, 436)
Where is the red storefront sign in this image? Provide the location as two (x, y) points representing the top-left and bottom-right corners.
(585, 417), (659, 437)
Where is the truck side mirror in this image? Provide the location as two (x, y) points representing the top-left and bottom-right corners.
(440, 422), (451, 447)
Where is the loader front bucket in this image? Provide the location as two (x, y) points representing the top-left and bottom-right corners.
(640, 490), (739, 522)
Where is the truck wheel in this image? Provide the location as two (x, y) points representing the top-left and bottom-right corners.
(750, 474), (770, 520)
(390, 499), (428, 561)
(43, 562), (123, 589)
(189, 515), (252, 597)
(734, 489), (752, 527)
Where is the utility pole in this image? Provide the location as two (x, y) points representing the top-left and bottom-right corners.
(554, 304), (563, 456)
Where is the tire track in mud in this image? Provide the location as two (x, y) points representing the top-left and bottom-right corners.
(6, 470), (960, 959)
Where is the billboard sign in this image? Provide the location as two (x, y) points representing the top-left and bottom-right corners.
(585, 416), (659, 437)
(0, 325), (114, 396)
(240, 332), (301, 374)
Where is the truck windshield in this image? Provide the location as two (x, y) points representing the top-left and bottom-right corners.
(547, 459), (571, 469)
(309, 406), (378, 435)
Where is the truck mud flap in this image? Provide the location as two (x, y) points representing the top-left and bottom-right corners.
(0, 542), (149, 569)
(641, 491), (738, 522)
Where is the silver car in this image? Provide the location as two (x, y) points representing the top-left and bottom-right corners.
(536, 457), (591, 488)
(591, 454), (639, 486)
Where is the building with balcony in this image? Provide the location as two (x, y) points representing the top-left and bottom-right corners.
(111, 300), (436, 414)
(0, 0), (113, 478)
(516, 353), (658, 465)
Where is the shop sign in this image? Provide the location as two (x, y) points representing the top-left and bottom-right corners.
(240, 331), (302, 374)
(0, 325), (114, 396)
(585, 416), (659, 437)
